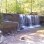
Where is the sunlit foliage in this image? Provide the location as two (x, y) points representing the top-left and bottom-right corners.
(0, 0), (44, 14)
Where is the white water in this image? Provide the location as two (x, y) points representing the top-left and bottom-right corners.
(19, 14), (40, 29)
(19, 14), (25, 26)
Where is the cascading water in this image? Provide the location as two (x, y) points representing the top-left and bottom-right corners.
(19, 14), (25, 28)
(26, 15), (34, 28)
(19, 14), (40, 29)
(34, 15), (40, 27)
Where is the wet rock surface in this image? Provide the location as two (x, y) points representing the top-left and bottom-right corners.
(0, 22), (19, 35)
(1, 27), (44, 44)
(40, 16), (44, 25)
(2, 14), (20, 23)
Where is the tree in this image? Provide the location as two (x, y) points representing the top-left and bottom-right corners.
(0, 0), (44, 14)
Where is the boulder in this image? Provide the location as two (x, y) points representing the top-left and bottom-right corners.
(0, 22), (19, 34)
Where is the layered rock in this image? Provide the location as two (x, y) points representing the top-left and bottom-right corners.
(2, 13), (20, 23)
(0, 22), (19, 34)
(39, 16), (44, 25)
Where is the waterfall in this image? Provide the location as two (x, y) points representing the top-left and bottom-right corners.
(2, 14), (40, 29)
(19, 14), (25, 27)
(27, 15), (32, 25)
(27, 15), (35, 28)
(19, 14), (40, 29)
(35, 15), (40, 27)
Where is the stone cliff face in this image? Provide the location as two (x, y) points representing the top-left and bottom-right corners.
(39, 16), (44, 25)
(0, 22), (18, 34)
(2, 14), (20, 23)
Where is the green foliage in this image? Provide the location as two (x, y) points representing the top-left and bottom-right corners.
(0, 0), (44, 14)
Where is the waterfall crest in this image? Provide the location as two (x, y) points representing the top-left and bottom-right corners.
(19, 14), (40, 29)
